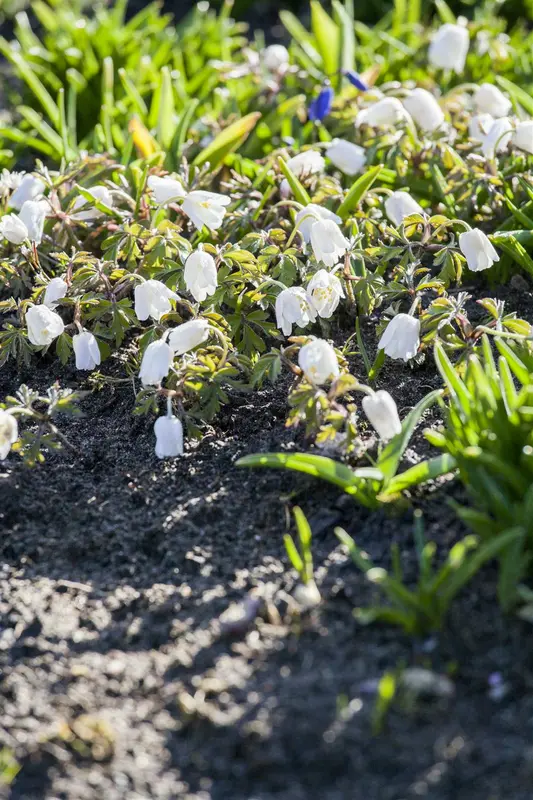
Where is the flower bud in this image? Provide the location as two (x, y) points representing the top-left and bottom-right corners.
(181, 190), (230, 231)
(428, 23), (469, 73)
(355, 97), (405, 127)
(326, 139), (366, 175)
(184, 250), (218, 303)
(168, 319), (210, 355)
(73, 329), (101, 371)
(362, 390), (402, 440)
(154, 413), (183, 458)
(298, 338), (340, 385)
(344, 70), (368, 91)
(43, 277), (68, 309)
(139, 339), (174, 386)
(26, 305), (65, 346)
(307, 269), (345, 318)
(403, 88), (445, 133)
(378, 313), (420, 362)
(263, 44), (289, 72)
(0, 213), (28, 244)
(310, 219), (350, 267)
(459, 228), (499, 272)
(134, 279), (178, 322)
(385, 191), (425, 226)
(473, 83), (511, 118)
(513, 120), (533, 155)
(0, 410), (18, 460)
(147, 175), (186, 205)
(18, 200), (46, 244)
(275, 287), (316, 336)
(308, 85), (334, 122)
(295, 204), (341, 244)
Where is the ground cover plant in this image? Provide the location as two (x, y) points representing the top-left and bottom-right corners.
(2, 0), (533, 797)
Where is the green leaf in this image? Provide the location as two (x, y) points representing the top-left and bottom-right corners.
(310, 0), (340, 75)
(284, 534), (304, 574)
(337, 165), (383, 220)
(193, 112), (261, 168)
(277, 156), (312, 206)
(490, 233), (533, 279)
(434, 341), (471, 414)
(496, 76), (533, 116)
(333, 0), (355, 73)
(382, 454), (457, 497)
(236, 451), (357, 490)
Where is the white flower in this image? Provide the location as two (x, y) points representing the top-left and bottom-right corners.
(385, 192), (425, 226)
(307, 269), (345, 318)
(168, 319), (210, 355)
(286, 150), (325, 178)
(378, 314), (420, 361)
(326, 139), (366, 175)
(459, 228), (499, 272)
(428, 23), (469, 73)
(181, 190), (230, 231)
(26, 305), (65, 346)
(355, 97), (405, 127)
(403, 89), (445, 133)
(298, 338), (340, 385)
(154, 413), (184, 458)
(9, 174), (45, 210)
(513, 120), (533, 155)
(310, 219), (350, 268)
(294, 204), (341, 244)
(469, 113), (494, 142)
(0, 410), (18, 460)
(263, 44), (289, 72)
(43, 277), (68, 309)
(71, 185), (114, 221)
(147, 175), (186, 205)
(473, 83), (511, 118)
(134, 279), (178, 322)
(0, 213), (29, 244)
(18, 200), (46, 244)
(73, 329), (101, 371)
(275, 287), (316, 336)
(480, 117), (513, 158)
(184, 249), (218, 303)
(362, 390), (402, 440)
(139, 339), (174, 386)
(0, 170), (25, 199)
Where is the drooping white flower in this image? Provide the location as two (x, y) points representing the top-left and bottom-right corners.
(326, 139), (366, 175)
(139, 339), (174, 386)
(403, 88), (445, 133)
(355, 97), (405, 127)
(0, 213), (29, 244)
(294, 204), (341, 244)
(378, 313), (420, 362)
(147, 175), (186, 205)
(73, 329), (101, 371)
(469, 113), (494, 142)
(480, 117), (513, 158)
(459, 228), (499, 272)
(184, 249), (218, 303)
(310, 219), (350, 268)
(385, 192), (425, 226)
(513, 120), (533, 155)
(18, 200), (46, 244)
(26, 305), (65, 346)
(286, 150), (325, 178)
(473, 83), (511, 118)
(428, 23), (469, 73)
(154, 412), (184, 458)
(9, 174), (45, 210)
(362, 390), (402, 440)
(43, 277), (68, 309)
(275, 287), (317, 337)
(307, 269), (345, 318)
(0, 410), (18, 460)
(168, 319), (210, 355)
(298, 338), (340, 385)
(181, 190), (230, 231)
(71, 185), (114, 221)
(263, 44), (290, 72)
(134, 279), (178, 322)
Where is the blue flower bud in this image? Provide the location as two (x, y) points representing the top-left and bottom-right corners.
(344, 70), (368, 92)
(308, 85), (334, 122)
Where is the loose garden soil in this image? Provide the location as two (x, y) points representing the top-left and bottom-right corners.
(2, 287), (533, 800)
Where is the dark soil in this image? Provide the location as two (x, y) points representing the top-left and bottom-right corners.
(2, 290), (533, 800)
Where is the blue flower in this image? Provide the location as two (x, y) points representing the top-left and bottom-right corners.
(344, 70), (368, 92)
(308, 85), (334, 122)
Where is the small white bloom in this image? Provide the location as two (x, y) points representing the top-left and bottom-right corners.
(355, 97), (405, 127)
(0, 410), (18, 460)
(10, 174), (45, 210)
(378, 313), (420, 361)
(71, 185), (114, 221)
(73, 329), (101, 371)
(326, 139), (366, 175)
(469, 113), (494, 142)
(298, 338), (340, 385)
(459, 228), (499, 272)
(473, 83), (511, 118)
(481, 117), (513, 158)
(310, 219), (350, 268)
(154, 413), (184, 459)
(403, 88), (445, 133)
(385, 192), (425, 226)
(294, 204), (341, 244)
(513, 120), (533, 155)
(362, 390), (402, 440)
(0, 169), (25, 199)
(26, 304), (65, 346)
(168, 319), (210, 355)
(263, 44), (289, 72)
(147, 175), (186, 205)
(139, 339), (174, 386)
(428, 23), (469, 73)
(286, 150), (325, 178)
(134, 279), (178, 322)
(184, 250), (218, 303)
(18, 200), (46, 244)
(0, 213), (28, 244)
(307, 269), (345, 318)
(275, 287), (317, 336)
(43, 277), (68, 309)
(181, 190), (230, 231)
